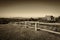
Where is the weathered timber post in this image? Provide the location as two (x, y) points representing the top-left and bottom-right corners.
(24, 21), (27, 28)
(35, 23), (37, 31)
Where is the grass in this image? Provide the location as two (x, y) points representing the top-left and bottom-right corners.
(0, 24), (60, 40)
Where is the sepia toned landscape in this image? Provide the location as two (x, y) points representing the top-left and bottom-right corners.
(0, 0), (60, 40)
(0, 15), (60, 40)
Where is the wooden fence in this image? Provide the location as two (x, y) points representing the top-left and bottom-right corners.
(12, 21), (60, 35)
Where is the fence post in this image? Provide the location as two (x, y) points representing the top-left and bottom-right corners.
(35, 23), (37, 31)
(24, 21), (27, 28)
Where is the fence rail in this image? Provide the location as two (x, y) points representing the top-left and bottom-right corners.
(12, 21), (60, 35)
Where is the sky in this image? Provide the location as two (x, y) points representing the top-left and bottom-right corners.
(0, 1), (60, 18)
